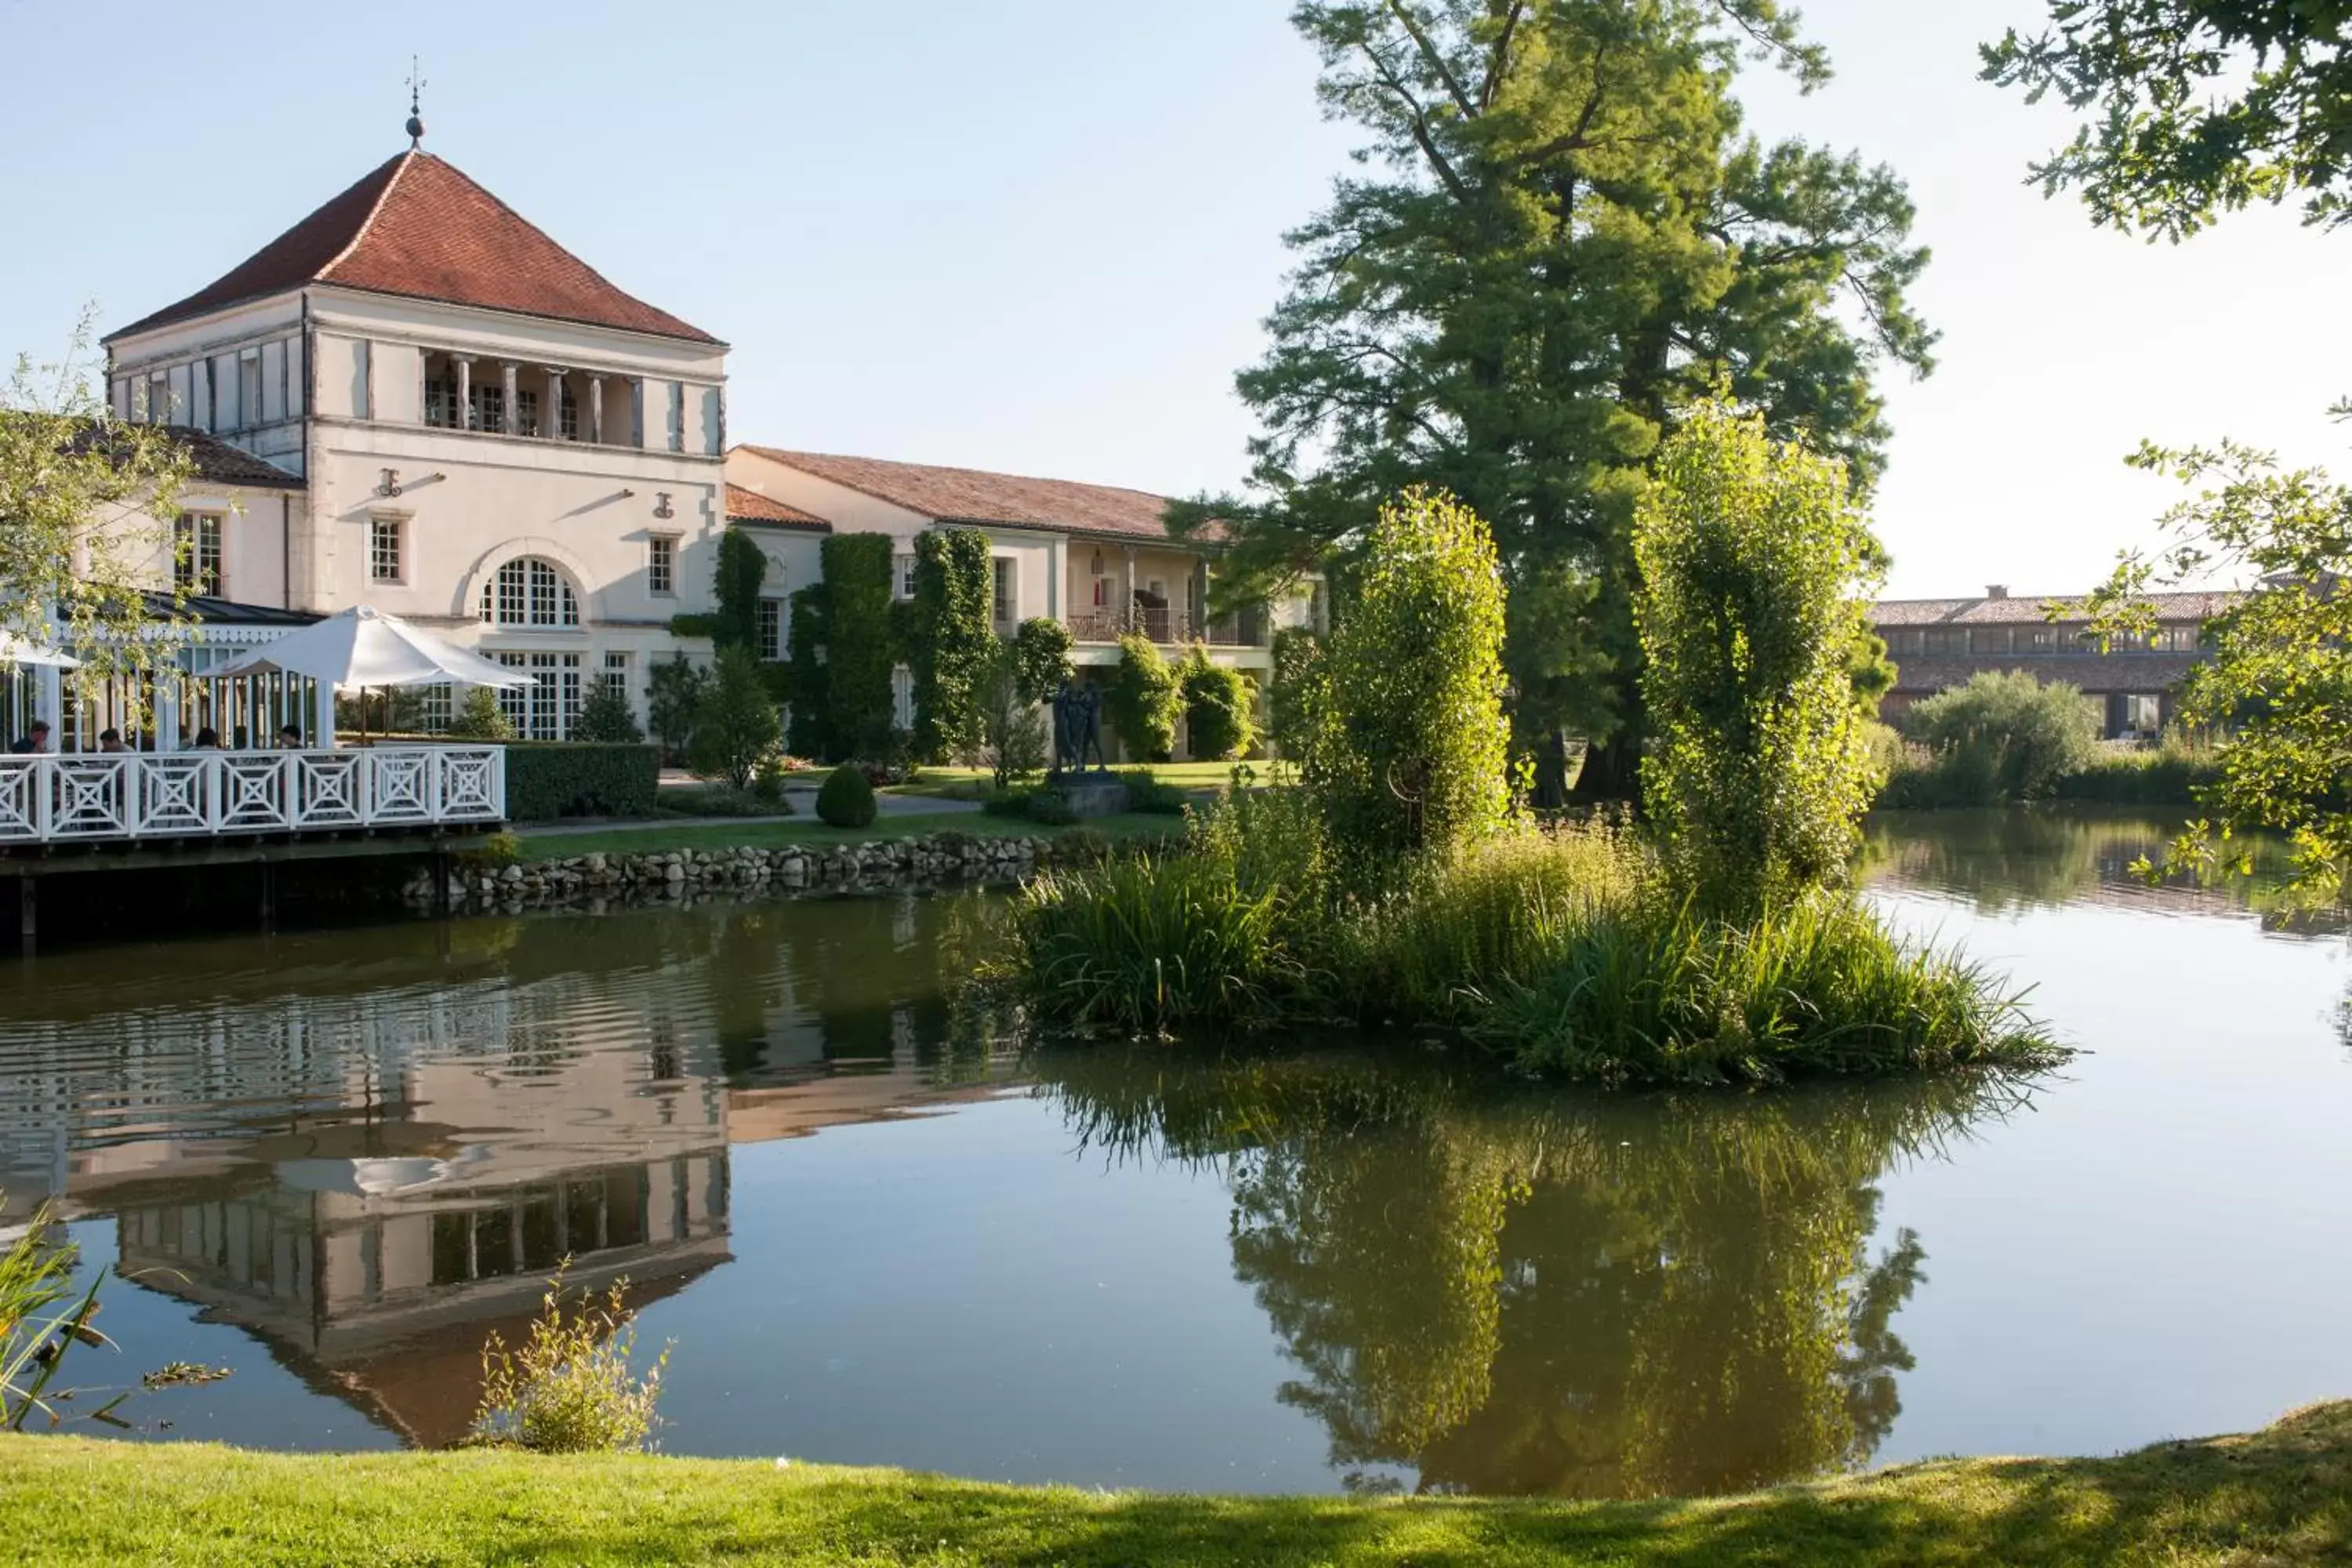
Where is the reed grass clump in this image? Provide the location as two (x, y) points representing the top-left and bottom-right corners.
(1481, 895), (2055, 1085)
(993, 809), (2060, 1085)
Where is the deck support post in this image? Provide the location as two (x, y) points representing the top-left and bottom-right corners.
(17, 876), (33, 959)
(258, 858), (276, 931)
(433, 847), (452, 918)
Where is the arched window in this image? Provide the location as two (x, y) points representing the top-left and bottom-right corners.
(480, 557), (579, 628)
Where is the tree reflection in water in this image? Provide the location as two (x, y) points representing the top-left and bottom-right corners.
(1037, 1048), (2031, 1498)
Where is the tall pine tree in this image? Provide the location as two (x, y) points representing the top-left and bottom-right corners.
(1192, 1), (1933, 799)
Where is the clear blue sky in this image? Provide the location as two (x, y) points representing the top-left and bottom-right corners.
(4, 1), (2343, 597)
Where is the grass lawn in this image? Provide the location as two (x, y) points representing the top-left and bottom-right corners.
(887, 761), (1256, 800)
(5, 1403), (2349, 1566)
(513, 811), (1182, 862)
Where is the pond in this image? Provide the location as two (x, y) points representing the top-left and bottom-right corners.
(3, 807), (2347, 1497)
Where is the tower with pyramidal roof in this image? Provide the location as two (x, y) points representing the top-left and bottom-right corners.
(103, 118), (740, 739)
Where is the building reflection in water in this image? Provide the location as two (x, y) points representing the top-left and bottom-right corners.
(0, 895), (1011, 1447)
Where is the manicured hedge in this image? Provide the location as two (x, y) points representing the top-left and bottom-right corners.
(503, 743), (662, 822)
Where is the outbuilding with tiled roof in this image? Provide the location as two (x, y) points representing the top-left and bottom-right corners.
(1867, 583), (2243, 739)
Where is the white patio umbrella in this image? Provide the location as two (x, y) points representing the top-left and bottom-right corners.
(211, 605), (533, 742)
(213, 606), (532, 689)
(0, 630), (79, 669)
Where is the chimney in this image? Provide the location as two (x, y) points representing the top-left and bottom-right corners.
(1985, 584), (2009, 600)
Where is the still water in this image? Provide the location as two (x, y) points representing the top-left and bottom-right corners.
(2, 808), (2347, 1497)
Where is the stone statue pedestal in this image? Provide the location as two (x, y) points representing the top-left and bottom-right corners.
(1046, 776), (1131, 819)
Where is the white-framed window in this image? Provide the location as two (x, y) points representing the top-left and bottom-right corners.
(419, 682), (453, 734)
(470, 381), (506, 434)
(175, 513), (223, 596)
(993, 557), (1017, 630)
(496, 651), (584, 740)
(601, 649), (631, 695)
(514, 386), (541, 438)
(481, 557), (579, 627)
(666, 383), (685, 452)
(757, 598), (784, 661)
(146, 372), (170, 425)
(648, 535), (677, 597)
(895, 554), (917, 601)
(891, 664), (914, 729)
(368, 516), (405, 583)
(238, 355), (263, 429)
(559, 387), (580, 441)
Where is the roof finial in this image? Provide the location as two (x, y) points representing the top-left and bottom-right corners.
(405, 56), (426, 149)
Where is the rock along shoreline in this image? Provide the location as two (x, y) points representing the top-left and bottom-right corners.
(400, 830), (1083, 915)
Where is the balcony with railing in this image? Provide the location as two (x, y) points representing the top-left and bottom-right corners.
(0, 746), (506, 846)
(1064, 607), (1269, 649)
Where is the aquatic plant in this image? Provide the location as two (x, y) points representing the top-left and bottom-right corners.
(2, 1200), (227, 1432)
(474, 1265), (668, 1454)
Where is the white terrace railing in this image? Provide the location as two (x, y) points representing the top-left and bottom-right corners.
(0, 747), (506, 846)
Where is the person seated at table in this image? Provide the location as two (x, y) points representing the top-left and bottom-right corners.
(274, 724), (304, 749)
(9, 720), (51, 755)
(96, 728), (128, 753)
(190, 727), (222, 750)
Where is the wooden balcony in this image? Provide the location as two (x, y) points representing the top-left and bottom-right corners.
(0, 746), (506, 846)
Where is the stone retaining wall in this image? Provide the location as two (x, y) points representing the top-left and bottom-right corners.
(401, 832), (1076, 914)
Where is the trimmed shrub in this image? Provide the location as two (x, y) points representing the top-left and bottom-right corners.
(711, 527), (768, 652)
(1904, 670), (2102, 804)
(503, 744), (661, 821)
(783, 584), (829, 758)
(1178, 647), (1255, 761)
(1109, 632), (1181, 763)
(815, 763), (877, 828)
(821, 534), (896, 762)
(909, 528), (995, 762)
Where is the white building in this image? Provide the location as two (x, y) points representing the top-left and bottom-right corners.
(103, 141), (729, 739)
(90, 130), (1312, 757)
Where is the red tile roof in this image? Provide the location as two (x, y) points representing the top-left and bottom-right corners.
(1871, 590), (2241, 626)
(724, 483), (830, 532)
(108, 151), (719, 345)
(736, 446), (1212, 542)
(56, 419), (302, 489)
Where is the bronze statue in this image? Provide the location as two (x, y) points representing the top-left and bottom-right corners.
(1051, 681), (1109, 775)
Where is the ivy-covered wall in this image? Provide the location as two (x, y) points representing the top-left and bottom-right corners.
(909, 528), (995, 762)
